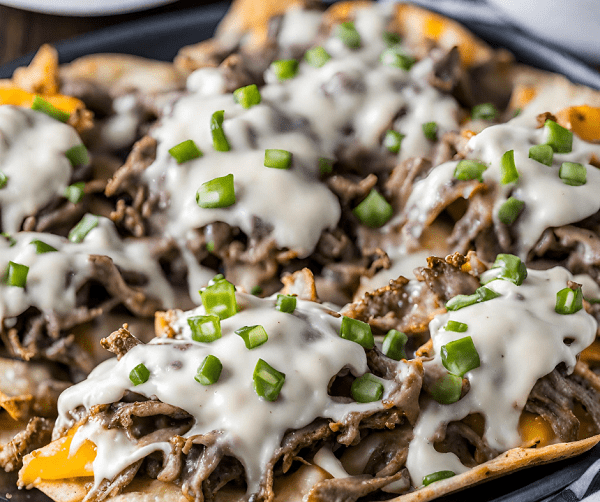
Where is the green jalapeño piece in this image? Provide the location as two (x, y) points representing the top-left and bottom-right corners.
(471, 103), (497, 121)
(383, 130), (405, 153)
(187, 314), (222, 343)
(129, 363), (150, 386)
(380, 47), (416, 71)
(446, 286), (500, 311)
(5, 261), (28, 288)
(382, 31), (401, 47)
(423, 471), (455, 486)
(305, 46), (331, 68)
(30, 239), (57, 254)
(352, 189), (393, 228)
(318, 157), (334, 176)
(441, 336), (480, 376)
(270, 59), (299, 81)
(559, 162), (587, 186)
(65, 144), (89, 167)
(382, 329), (408, 361)
(236, 325), (269, 350)
(430, 373), (462, 404)
(444, 320), (468, 332)
(64, 182), (85, 204)
(339, 316), (374, 349)
(210, 110), (231, 151)
(351, 373), (384, 403)
(68, 214), (99, 243)
(199, 276), (237, 320)
(453, 159), (487, 182)
(31, 95), (70, 123)
(1, 233), (15, 247)
(422, 121), (438, 141)
(480, 254), (527, 286)
(555, 286), (583, 315)
(195, 355), (222, 386)
(544, 120), (573, 153)
(196, 173), (236, 209)
(275, 294), (296, 314)
(500, 150), (519, 185)
(528, 144), (553, 166)
(337, 21), (361, 48)
(233, 84), (262, 109)
(169, 139), (203, 164)
(264, 149), (292, 169)
(498, 197), (525, 225)
(253, 358), (285, 401)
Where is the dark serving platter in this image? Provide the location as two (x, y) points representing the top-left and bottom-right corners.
(1, 1), (600, 501)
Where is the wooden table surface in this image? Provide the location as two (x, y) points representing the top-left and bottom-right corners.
(0, 0), (222, 67)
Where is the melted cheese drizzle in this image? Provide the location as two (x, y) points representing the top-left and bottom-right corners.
(57, 294), (409, 494)
(0, 217), (174, 322)
(143, 4), (459, 294)
(0, 106), (83, 234)
(402, 119), (600, 257)
(405, 267), (597, 486)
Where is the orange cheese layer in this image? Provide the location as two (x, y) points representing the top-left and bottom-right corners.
(0, 88), (83, 115)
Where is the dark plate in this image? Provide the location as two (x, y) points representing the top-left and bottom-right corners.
(1, 2), (599, 501)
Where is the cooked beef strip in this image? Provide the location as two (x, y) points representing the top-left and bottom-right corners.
(0, 417), (52, 472)
(100, 325), (142, 360)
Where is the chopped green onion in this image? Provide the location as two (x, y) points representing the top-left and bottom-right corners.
(187, 314), (222, 343)
(555, 286), (583, 315)
(196, 173), (236, 209)
(446, 286), (500, 311)
(430, 373), (462, 404)
(233, 84), (262, 109)
(31, 95), (70, 123)
(380, 47), (416, 71)
(351, 373), (384, 403)
(253, 358), (285, 401)
(454, 159), (487, 182)
(195, 355), (222, 386)
(129, 363), (150, 386)
(210, 110), (231, 152)
(480, 254), (527, 286)
(444, 320), (468, 332)
(1, 233), (15, 247)
(500, 150), (519, 185)
(336, 21), (361, 49)
(64, 182), (85, 204)
(528, 144), (553, 166)
(199, 276), (237, 320)
(275, 294), (296, 314)
(471, 103), (497, 121)
(206, 241), (215, 253)
(382, 329), (408, 361)
(352, 189), (393, 228)
(423, 471), (455, 486)
(383, 130), (405, 154)
(382, 31), (401, 47)
(305, 46), (331, 67)
(319, 157), (334, 176)
(559, 162), (587, 186)
(65, 144), (89, 167)
(251, 285), (263, 296)
(270, 59), (299, 81)
(5, 261), (28, 288)
(498, 197), (525, 225)
(68, 214), (99, 243)
(236, 325), (269, 350)
(422, 122), (438, 141)
(264, 149), (292, 169)
(544, 120), (573, 153)
(441, 336), (480, 377)
(0, 171), (7, 189)
(169, 139), (203, 164)
(339, 316), (374, 349)
(30, 239), (57, 254)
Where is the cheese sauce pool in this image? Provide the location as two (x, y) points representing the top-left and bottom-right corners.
(405, 266), (597, 486)
(56, 293), (412, 495)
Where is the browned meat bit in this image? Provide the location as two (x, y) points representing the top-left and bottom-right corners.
(415, 254), (480, 303)
(280, 268), (319, 302)
(100, 324), (142, 360)
(0, 417), (52, 472)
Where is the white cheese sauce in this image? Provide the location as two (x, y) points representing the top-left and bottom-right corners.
(405, 266), (597, 486)
(401, 118), (600, 258)
(0, 217), (174, 322)
(143, 3), (460, 294)
(57, 293), (410, 495)
(0, 106), (84, 234)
